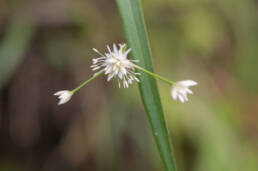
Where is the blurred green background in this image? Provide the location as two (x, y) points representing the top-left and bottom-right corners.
(0, 0), (258, 171)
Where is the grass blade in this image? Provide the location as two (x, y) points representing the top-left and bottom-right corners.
(116, 0), (177, 170)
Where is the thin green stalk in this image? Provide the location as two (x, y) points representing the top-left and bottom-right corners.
(71, 70), (104, 94)
(133, 64), (175, 85)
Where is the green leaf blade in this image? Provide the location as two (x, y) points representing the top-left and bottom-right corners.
(116, 0), (177, 170)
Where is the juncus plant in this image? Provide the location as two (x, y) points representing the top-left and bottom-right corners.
(54, 43), (197, 105)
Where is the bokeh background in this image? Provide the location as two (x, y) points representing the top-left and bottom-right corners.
(0, 0), (258, 170)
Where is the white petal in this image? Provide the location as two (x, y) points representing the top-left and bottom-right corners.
(106, 45), (112, 53)
(185, 88), (193, 94)
(58, 96), (71, 105)
(118, 72), (123, 79)
(105, 66), (112, 74)
(134, 76), (140, 82)
(92, 66), (100, 71)
(178, 89), (187, 97)
(178, 80), (198, 87)
(92, 48), (98, 53)
(170, 88), (177, 100)
(173, 91), (178, 100)
(107, 73), (115, 81)
(92, 58), (98, 64)
(54, 90), (67, 96)
(123, 80), (128, 88)
(114, 68), (119, 75)
(106, 58), (116, 64)
(183, 93), (188, 101)
(123, 48), (131, 58)
(118, 44), (125, 54)
(178, 94), (185, 103)
(92, 48), (104, 56)
(119, 43), (126, 49)
(121, 67), (127, 74)
(118, 81), (121, 88)
(113, 43), (118, 53)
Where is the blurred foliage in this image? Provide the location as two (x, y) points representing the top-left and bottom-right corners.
(0, 0), (258, 171)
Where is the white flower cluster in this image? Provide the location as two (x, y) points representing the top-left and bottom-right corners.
(54, 43), (198, 105)
(171, 80), (197, 103)
(91, 44), (140, 88)
(54, 90), (73, 105)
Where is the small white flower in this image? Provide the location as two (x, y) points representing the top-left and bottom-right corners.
(171, 80), (197, 103)
(91, 43), (140, 88)
(54, 90), (73, 105)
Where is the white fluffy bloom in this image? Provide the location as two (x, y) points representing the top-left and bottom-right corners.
(171, 80), (197, 103)
(54, 90), (73, 105)
(91, 43), (140, 88)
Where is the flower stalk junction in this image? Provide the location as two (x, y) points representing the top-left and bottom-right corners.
(54, 43), (197, 105)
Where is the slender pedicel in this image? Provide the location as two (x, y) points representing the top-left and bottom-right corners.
(131, 63), (175, 85)
(132, 64), (197, 103)
(71, 70), (104, 94)
(54, 70), (104, 105)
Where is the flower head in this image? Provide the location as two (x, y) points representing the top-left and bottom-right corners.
(54, 90), (73, 105)
(91, 43), (140, 88)
(171, 80), (197, 103)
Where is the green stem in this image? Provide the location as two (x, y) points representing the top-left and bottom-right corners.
(71, 70), (104, 94)
(133, 64), (174, 85)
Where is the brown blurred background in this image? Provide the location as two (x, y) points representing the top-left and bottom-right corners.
(0, 0), (258, 171)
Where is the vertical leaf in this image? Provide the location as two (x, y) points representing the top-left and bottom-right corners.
(116, 0), (177, 170)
